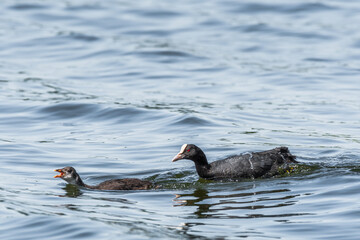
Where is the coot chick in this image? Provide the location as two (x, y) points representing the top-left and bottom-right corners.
(54, 166), (153, 190)
(172, 144), (297, 180)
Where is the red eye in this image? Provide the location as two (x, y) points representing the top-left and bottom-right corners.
(187, 149), (191, 152)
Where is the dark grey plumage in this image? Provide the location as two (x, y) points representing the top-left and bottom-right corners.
(172, 144), (297, 180)
(54, 166), (153, 190)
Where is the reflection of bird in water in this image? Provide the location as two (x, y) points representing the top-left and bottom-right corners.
(172, 144), (297, 180)
(174, 188), (209, 205)
(54, 166), (154, 190)
(61, 184), (83, 198)
(173, 188), (211, 218)
(174, 187), (299, 219)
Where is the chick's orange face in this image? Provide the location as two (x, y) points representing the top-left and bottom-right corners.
(54, 169), (64, 178)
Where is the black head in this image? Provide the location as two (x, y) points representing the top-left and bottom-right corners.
(54, 166), (82, 186)
(172, 144), (208, 165)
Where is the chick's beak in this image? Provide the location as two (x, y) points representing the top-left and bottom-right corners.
(172, 153), (184, 162)
(54, 169), (64, 178)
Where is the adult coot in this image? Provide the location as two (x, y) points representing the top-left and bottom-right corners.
(172, 144), (297, 180)
(54, 166), (153, 190)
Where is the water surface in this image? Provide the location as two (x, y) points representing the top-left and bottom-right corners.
(1, 0), (360, 239)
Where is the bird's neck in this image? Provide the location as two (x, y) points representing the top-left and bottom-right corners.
(66, 174), (98, 189)
(195, 164), (212, 178)
(74, 175), (100, 189)
(75, 175), (100, 189)
(193, 151), (212, 178)
(72, 174), (86, 187)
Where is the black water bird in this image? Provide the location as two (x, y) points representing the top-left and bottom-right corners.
(172, 144), (297, 180)
(54, 166), (153, 190)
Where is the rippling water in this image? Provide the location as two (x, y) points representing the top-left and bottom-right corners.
(1, 0), (360, 239)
